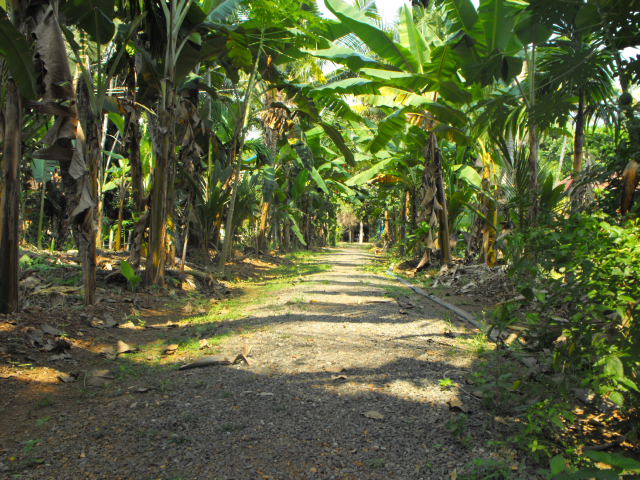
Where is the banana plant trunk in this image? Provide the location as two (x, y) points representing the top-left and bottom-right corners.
(126, 55), (146, 266)
(415, 134), (451, 271)
(75, 79), (100, 305)
(383, 210), (392, 247)
(0, 80), (22, 313)
(145, 98), (173, 286)
(257, 202), (270, 252)
(433, 137), (451, 265)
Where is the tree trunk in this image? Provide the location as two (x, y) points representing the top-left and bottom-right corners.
(433, 137), (451, 265)
(527, 44), (539, 221)
(37, 179), (46, 249)
(73, 79), (100, 305)
(0, 80), (22, 313)
(257, 201), (270, 252)
(399, 190), (408, 255)
(383, 210), (392, 247)
(95, 110), (109, 249)
(126, 54), (145, 266)
(145, 105), (172, 286)
(358, 221), (364, 244)
(573, 89), (586, 174)
(558, 135), (567, 175)
(115, 185), (125, 250)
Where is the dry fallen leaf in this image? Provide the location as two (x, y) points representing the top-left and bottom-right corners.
(362, 410), (384, 420)
(447, 398), (469, 413)
(58, 373), (78, 383)
(116, 340), (136, 354)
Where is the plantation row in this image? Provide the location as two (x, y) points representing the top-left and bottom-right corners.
(0, 1), (639, 461)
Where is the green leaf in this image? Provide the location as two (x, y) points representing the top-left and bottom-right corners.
(585, 451), (640, 473)
(476, 0), (521, 53)
(291, 170), (309, 200)
(437, 81), (472, 104)
(31, 159), (57, 183)
(454, 165), (482, 187)
(603, 356), (624, 380)
(325, 0), (418, 73)
(422, 101), (467, 128)
(442, 0), (478, 32)
(575, 3), (600, 33)
(108, 112), (125, 136)
(314, 78), (380, 96)
(346, 158), (394, 186)
(308, 45), (382, 71)
(360, 68), (429, 91)
(319, 123), (355, 166)
(550, 455), (567, 475)
(287, 213), (307, 246)
(369, 108), (408, 153)
(102, 181), (118, 192)
(399, 5), (429, 69)
(608, 390), (624, 406)
(514, 13), (552, 45)
(326, 179), (356, 197)
(119, 260), (141, 290)
(64, 0), (115, 44)
(0, 15), (37, 99)
(309, 167), (329, 195)
(207, 0), (244, 22)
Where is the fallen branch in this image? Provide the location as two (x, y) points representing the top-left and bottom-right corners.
(178, 353), (249, 370)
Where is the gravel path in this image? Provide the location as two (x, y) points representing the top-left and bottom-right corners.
(9, 246), (514, 479)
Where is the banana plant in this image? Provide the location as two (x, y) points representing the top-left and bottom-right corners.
(311, 0), (478, 265)
(102, 154), (131, 251)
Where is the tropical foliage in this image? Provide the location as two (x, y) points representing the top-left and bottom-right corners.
(0, 0), (639, 473)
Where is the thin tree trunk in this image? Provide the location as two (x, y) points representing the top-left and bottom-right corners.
(573, 89), (586, 174)
(181, 203), (190, 272)
(558, 135), (567, 175)
(115, 185), (125, 250)
(0, 80), (22, 313)
(95, 109), (109, 249)
(383, 210), (392, 247)
(527, 44), (539, 221)
(37, 179), (46, 249)
(399, 190), (408, 255)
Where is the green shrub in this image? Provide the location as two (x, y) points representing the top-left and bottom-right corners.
(508, 212), (640, 408)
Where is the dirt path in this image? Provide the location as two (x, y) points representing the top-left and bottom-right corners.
(6, 246), (516, 479)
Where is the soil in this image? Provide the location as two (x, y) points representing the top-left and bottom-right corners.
(0, 246), (524, 479)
